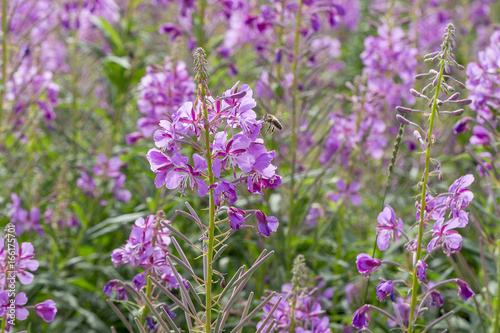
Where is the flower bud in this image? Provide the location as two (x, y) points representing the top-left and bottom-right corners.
(396, 114), (410, 125)
(455, 279), (474, 300)
(410, 89), (420, 97)
(356, 253), (381, 277)
(221, 277), (226, 289)
(396, 106), (411, 113)
(457, 99), (472, 105)
(352, 305), (371, 329)
(448, 92), (460, 101)
(450, 109), (464, 115)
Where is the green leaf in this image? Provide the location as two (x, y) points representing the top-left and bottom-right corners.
(91, 17), (124, 54)
(104, 55), (131, 70)
(67, 277), (101, 292)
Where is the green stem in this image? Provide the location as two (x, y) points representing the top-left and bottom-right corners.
(1, 0), (8, 124)
(71, 1), (82, 161)
(287, 0), (302, 252)
(407, 58), (445, 333)
(198, 0), (207, 48)
(140, 273), (152, 323)
(493, 239), (500, 332)
(202, 86), (215, 333)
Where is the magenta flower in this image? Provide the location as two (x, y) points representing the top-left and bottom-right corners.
(426, 282), (445, 307)
(430, 290), (445, 307)
(0, 291), (29, 321)
(427, 218), (464, 255)
(447, 174), (474, 218)
(237, 142), (280, 195)
(255, 210), (279, 237)
(0, 239), (39, 286)
(103, 281), (128, 301)
(470, 125), (491, 145)
(164, 153), (208, 197)
(8, 194), (43, 235)
(376, 205), (403, 251)
(356, 253), (381, 277)
(352, 304), (370, 329)
(93, 154), (124, 178)
(416, 260), (427, 282)
(35, 300), (57, 322)
(227, 207), (246, 231)
(154, 120), (179, 154)
(452, 117), (472, 134)
(212, 132), (250, 178)
(146, 148), (174, 188)
(76, 172), (96, 195)
(376, 280), (394, 302)
(329, 179), (361, 206)
(456, 279), (475, 300)
(213, 180), (238, 206)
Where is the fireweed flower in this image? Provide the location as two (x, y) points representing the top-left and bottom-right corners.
(0, 292), (29, 321)
(255, 210), (279, 238)
(356, 253), (381, 277)
(352, 304), (371, 329)
(361, 24), (417, 110)
(164, 153), (208, 197)
(213, 180), (237, 206)
(109, 215), (177, 291)
(447, 174), (474, 218)
(416, 260), (427, 282)
(376, 280), (394, 302)
(7, 194), (43, 235)
(0, 239), (39, 286)
(227, 207), (246, 231)
(427, 218), (464, 255)
(35, 300), (57, 322)
(329, 179), (361, 206)
(456, 279), (475, 300)
(146, 77), (282, 236)
(257, 282), (332, 332)
(77, 154), (131, 204)
(470, 125), (491, 145)
(127, 59), (195, 144)
(376, 205), (403, 251)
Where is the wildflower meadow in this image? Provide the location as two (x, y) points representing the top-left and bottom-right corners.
(1, 0), (500, 332)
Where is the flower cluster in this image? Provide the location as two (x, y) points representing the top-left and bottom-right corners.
(352, 25), (476, 330)
(7, 194), (42, 236)
(147, 56), (282, 236)
(127, 59), (196, 144)
(216, 1), (346, 59)
(0, 238), (57, 328)
(459, 30), (500, 177)
(77, 154), (131, 205)
(257, 282), (333, 332)
(107, 214), (177, 294)
(361, 24), (417, 111)
(58, 0), (120, 41)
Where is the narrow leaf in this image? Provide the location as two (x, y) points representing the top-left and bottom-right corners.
(106, 300), (134, 333)
(140, 291), (170, 331)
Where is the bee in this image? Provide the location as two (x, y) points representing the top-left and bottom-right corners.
(262, 113), (283, 134)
